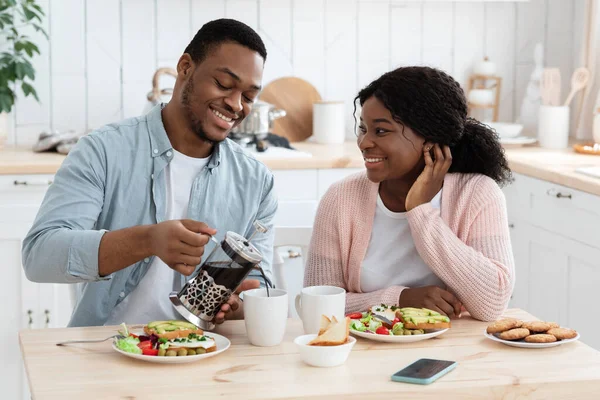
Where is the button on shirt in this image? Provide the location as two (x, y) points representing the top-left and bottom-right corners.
(21, 104), (278, 327)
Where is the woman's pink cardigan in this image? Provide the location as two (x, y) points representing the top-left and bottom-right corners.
(304, 172), (515, 322)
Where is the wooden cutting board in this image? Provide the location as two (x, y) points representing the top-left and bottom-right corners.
(259, 77), (322, 142)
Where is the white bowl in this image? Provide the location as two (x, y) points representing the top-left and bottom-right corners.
(485, 122), (523, 138)
(294, 334), (356, 367)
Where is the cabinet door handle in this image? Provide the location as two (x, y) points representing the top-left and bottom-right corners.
(13, 179), (53, 186)
(44, 309), (50, 328)
(508, 223), (515, 228)
(27, 309), (33, 329)
(546, 189), (572, 199)
(288, 249), (301, 259)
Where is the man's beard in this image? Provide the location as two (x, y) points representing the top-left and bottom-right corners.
(181, 75), (218, 144)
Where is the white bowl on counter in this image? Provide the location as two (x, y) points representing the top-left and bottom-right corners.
(485, 122), (524, 139)
(294, 334), (356, 367)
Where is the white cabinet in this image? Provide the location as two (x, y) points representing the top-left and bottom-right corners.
(272, 168), (363, 226)
(0, 175), (74, 400)
(504, 173), (600, 350)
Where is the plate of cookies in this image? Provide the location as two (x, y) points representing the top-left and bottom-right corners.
(484, 318), (579, 348)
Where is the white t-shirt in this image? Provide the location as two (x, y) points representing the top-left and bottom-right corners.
(360, 190), (445, 293)
(106, 150), (210, 325)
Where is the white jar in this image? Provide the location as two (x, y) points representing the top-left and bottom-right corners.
(312, 101), (345, 144)
(473, 57), (497, 76)
(468, 89), (494, 106)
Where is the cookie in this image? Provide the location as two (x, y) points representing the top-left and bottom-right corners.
(522, 321), (555, 333)
(486, 318), (523, 334)
(499, 328), (530, 341)
(547, 328), (578, 340)
(525, 334), (557, 343)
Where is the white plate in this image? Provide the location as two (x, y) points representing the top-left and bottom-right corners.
(499, 136), (538, 145)
(483, 329), (580, 349)
(112, 331), (231, 364)
(350, 328), (449, 343)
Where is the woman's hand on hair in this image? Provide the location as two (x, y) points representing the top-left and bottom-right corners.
(405, 143), (452, 211)
(399, 285), (462, 319)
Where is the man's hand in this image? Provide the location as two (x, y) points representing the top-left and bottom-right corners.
(399, 286), (462, 318)
(148, 219), (216, 276)
(214, 279), (261, 324)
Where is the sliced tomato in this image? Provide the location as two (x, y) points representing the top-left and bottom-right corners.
(129, 333), (139, 339)
(375, 326), (390, 335)
(137, 340), (153, 350)
(346, 312), (363, 319)
(392, 318), (400, 324)
(142, 348), (159, 356)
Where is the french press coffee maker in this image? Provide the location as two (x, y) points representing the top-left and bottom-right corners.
(169, 221), (271, 330)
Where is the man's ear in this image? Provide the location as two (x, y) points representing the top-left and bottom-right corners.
(177, 54), (194, 77)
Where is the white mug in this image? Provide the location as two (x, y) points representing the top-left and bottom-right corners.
(244, 288), (288, 347)
(295, 286), (346, 334)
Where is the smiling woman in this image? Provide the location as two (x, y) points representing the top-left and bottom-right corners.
(304, 66), (515, 322)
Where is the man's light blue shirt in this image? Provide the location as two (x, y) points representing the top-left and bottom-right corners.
(22, 104), (278, 327)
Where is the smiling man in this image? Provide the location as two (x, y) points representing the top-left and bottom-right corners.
(21, 19), (277, 327)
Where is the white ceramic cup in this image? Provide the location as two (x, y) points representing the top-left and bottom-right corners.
(312, 101), (345, 144)
(538, 105), (570, 149)
(295, 286), (346, 334)
(244, 288), (288, 347)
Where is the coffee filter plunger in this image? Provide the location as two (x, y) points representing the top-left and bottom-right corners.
(169, 220), (272, 330)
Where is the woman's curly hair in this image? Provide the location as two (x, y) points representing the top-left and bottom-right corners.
(354, 66), (512, 186)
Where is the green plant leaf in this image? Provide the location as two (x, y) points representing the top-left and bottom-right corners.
(22, 4), (41, 22)
(15, 61), (25, 80)
(32, 23), (48, 39)
(21, 81), (38, 101)
(31, 4), (45, 16)
(0, 86), (16, 114)
(15, 40), (39, 57)
(22, 61), (34, 80)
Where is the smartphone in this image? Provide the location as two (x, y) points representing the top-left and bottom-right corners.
(391, 358), (457, 385)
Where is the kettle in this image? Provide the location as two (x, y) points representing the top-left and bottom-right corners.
(142, 67), (177, 115)
(229, 100), (286, 144)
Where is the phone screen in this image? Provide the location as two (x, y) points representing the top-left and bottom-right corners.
(393, 358), (456, 380)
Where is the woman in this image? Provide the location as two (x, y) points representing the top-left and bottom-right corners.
(304, 66), (514, 322)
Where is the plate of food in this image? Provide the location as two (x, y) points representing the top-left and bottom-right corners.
(484, 318), (580, 349)
(348, 305), (450, 343)
(112, 320), (231, 363)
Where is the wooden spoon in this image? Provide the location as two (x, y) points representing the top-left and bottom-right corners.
(564, 67), (590, 107)
(541, 68), (561, 106)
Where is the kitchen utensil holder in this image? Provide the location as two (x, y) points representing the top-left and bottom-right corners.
(538, 105), (570, 149)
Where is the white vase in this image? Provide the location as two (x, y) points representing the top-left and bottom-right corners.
(593, 111), (600, 145)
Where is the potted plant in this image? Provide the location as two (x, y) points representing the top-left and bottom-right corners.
(0, 0), (47, 147)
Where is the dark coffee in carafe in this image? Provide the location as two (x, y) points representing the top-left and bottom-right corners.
(169, 231), (264, 330)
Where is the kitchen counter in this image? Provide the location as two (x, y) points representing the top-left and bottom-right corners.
(19, 309), (600, 399)
(1, 141), (600, 196)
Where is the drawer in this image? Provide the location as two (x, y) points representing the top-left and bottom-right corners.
(274, 201), (318, 227)
(272, 170), (318, 201)
(317, 168), (363, 199)
(514, 174), (600, 249)
(0, 175), (54, 205)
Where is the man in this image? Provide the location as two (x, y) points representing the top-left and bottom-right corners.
(22, 19), (277, 327)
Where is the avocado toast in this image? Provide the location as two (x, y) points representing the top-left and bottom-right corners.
(396, 307), (451, 330)
(143, 320), (205, 340)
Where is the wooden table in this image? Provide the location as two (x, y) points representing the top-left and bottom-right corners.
(19, 309), (600, 399)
